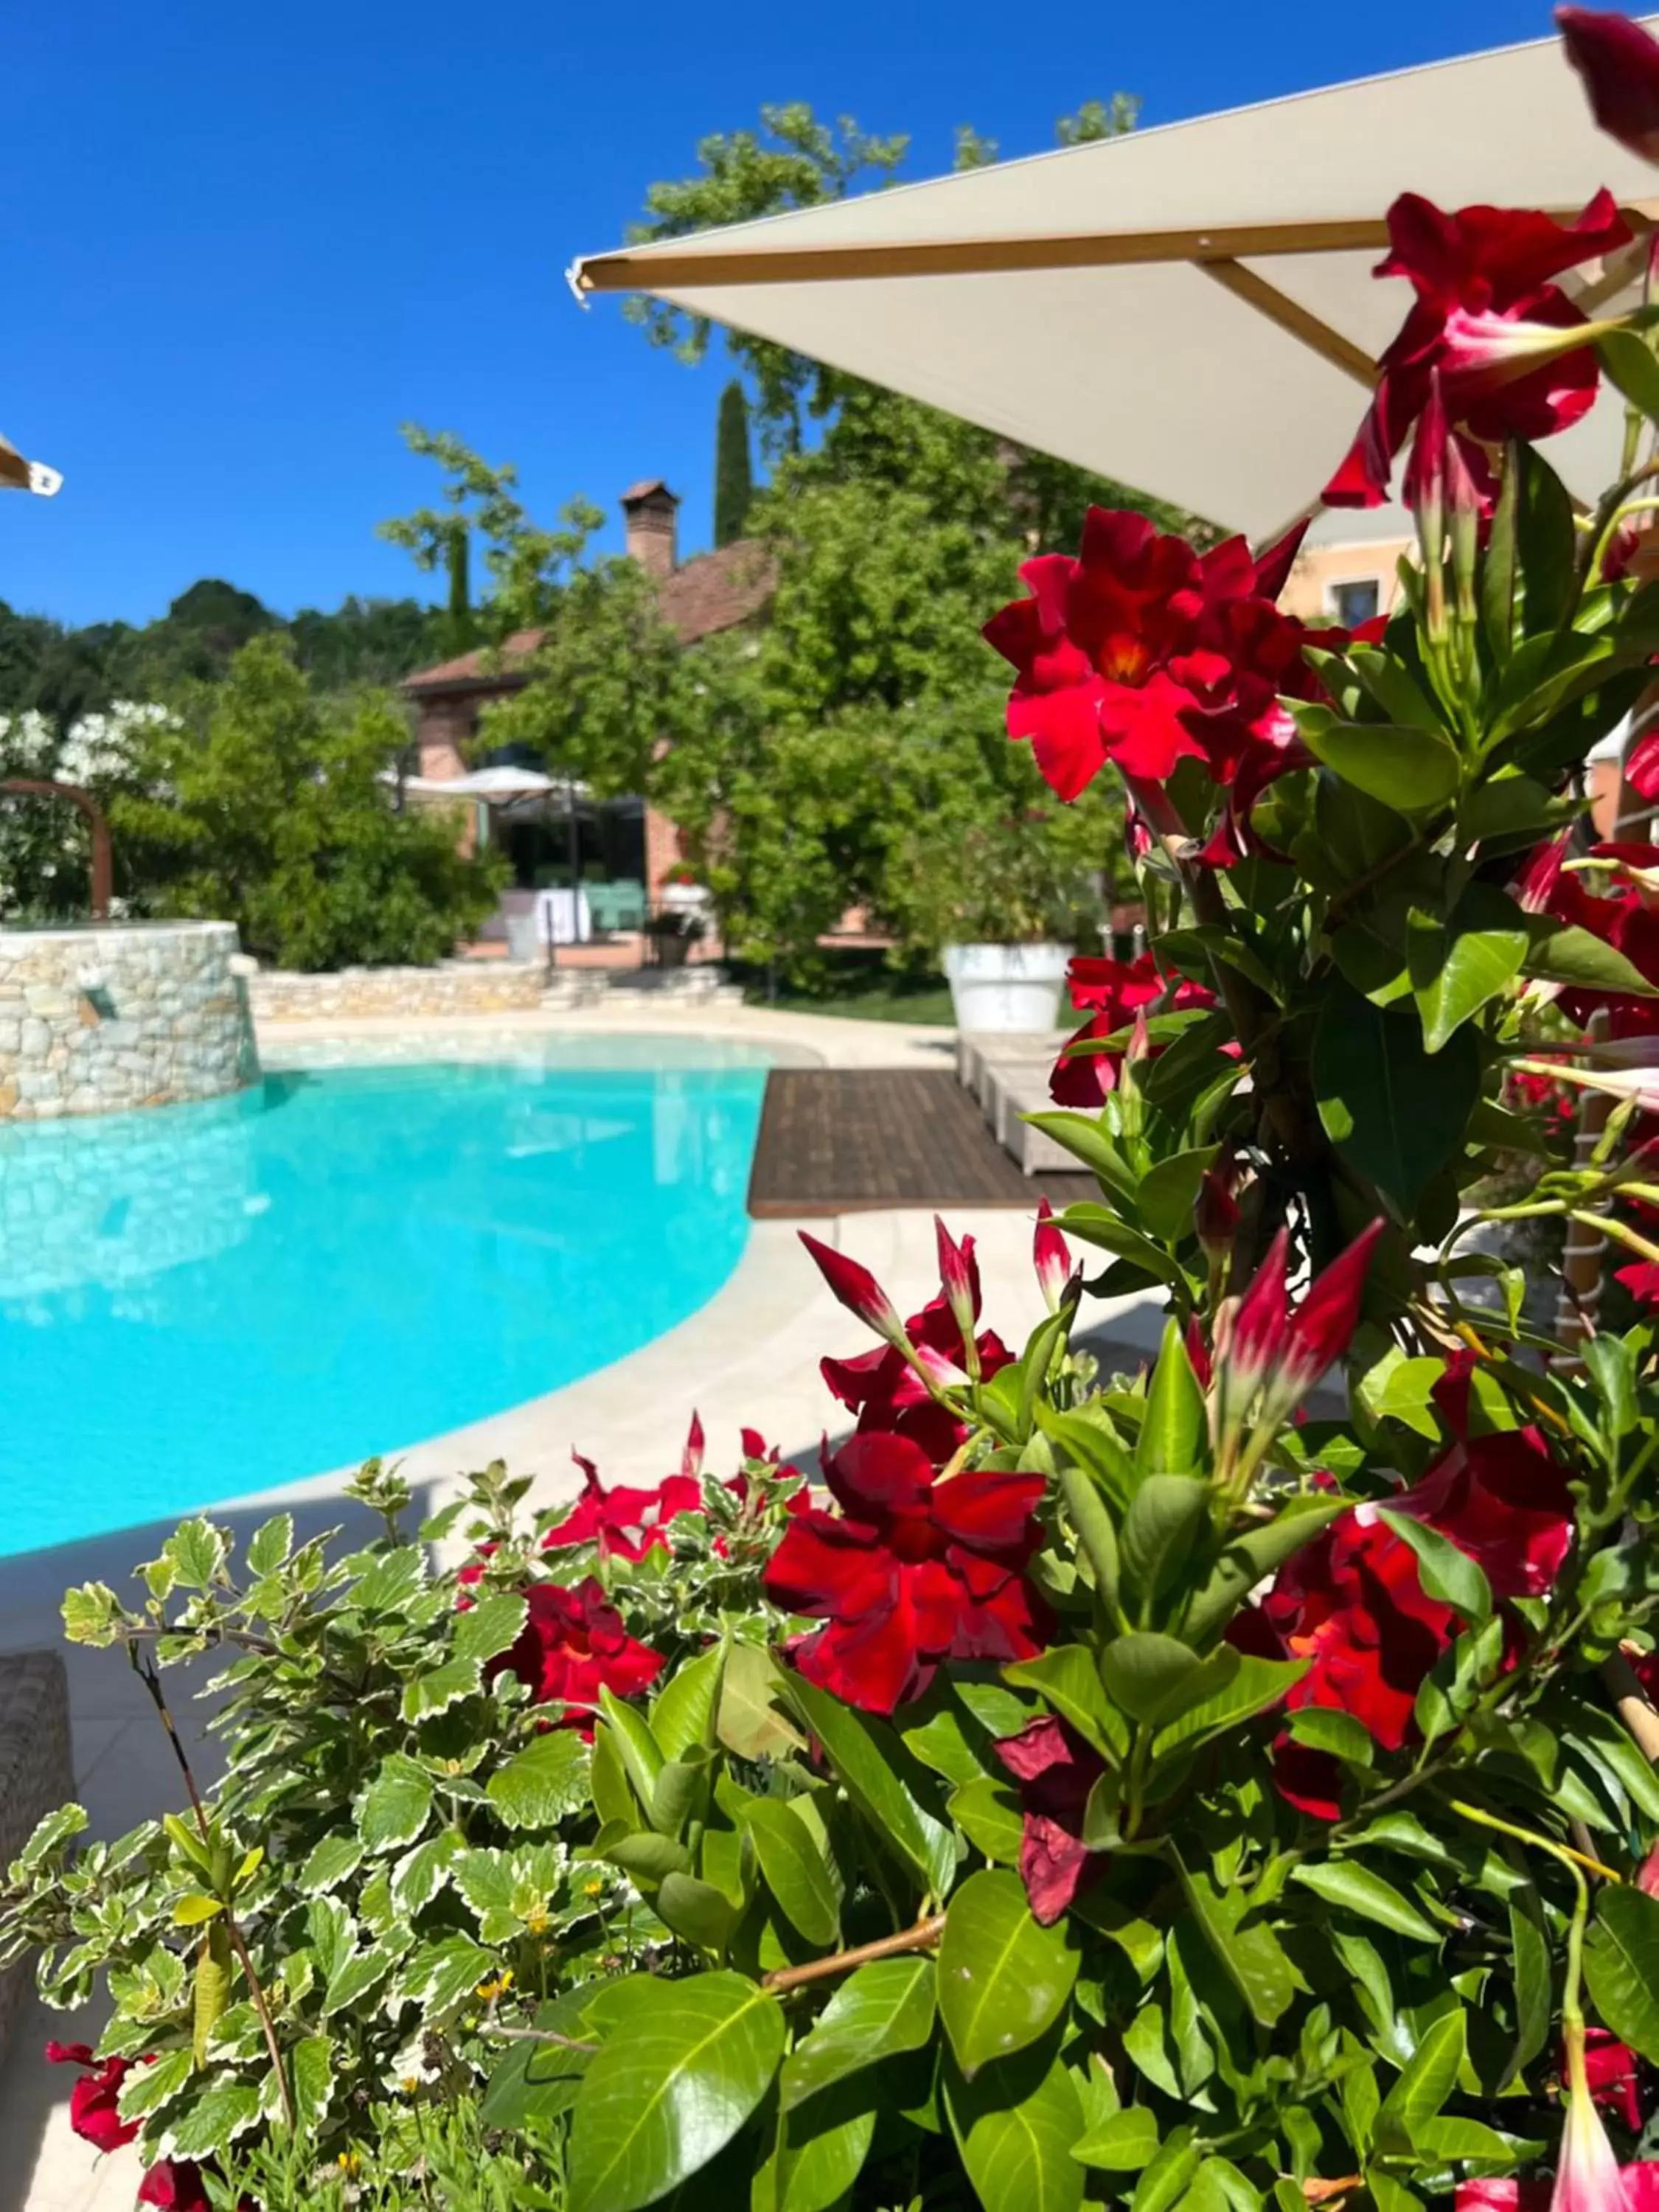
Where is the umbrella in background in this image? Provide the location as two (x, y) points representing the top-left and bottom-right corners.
(569, 21), (1659, 540)
(0, 431), (61, 498)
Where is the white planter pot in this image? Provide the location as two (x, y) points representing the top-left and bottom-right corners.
(943, 942), (1070, 1034)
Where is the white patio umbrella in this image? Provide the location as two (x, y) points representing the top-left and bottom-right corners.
(570, 23), (1659, 540)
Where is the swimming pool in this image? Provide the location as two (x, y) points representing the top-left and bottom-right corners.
(0, 1051), (768, 1557)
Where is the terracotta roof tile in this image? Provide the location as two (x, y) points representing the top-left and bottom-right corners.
(621, 478), (676, 504)
(401, 541), (773, 695)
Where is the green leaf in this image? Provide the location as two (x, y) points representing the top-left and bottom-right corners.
(1072, 2106), (1161, 2172)
(1004, 1645), (1126, 1762)
(1516, 446), (1576, 630)
(650, 1644), (726, 1759)
(15, 1801), (88, 1870)
(655, 1871), (742, 1952)
(484, 1725), (593, 1832)
(1357, 1350), (1447, 1441)
(950, 1776), (1025, 1864)
(403, 1658), (483, 1724)
(717, 1643), (806, 1762)
(173, 1892), (224, 1927)
(1524, 917), (1659, 998)
(483, 1989), (597, 2127)
(1038, 1407), (1137, 1511)
(1290, 1861), (1439, 1942)
(1408, 886), (1530, 1055)
(321, 1937), (400, 2018)
(1312, 984), (1481, 1214)
(245, 1512), (293, 1577)
(165, 1517), (228, 1592)
(1286, 1708), (1374, 1766)
(937, 1868), (1079, 2076)
(1585, 1884), (1659, 2065)
(1599, 328), (1659, 422)
(566, 1970), (785, 2212)
(1178, 1500), (1349, 1646)
(1176, 1853), (1296, 2028)
(781, 1957), (936, 2111)
(1022, 1114), (1141, 1206)
(1120, 1476), (1208, 1604)
(290, 2035), (334, 2136)
(1376, 1509), (1492, 1622)
(598, 1688), (665, 1803)
(1099, 1633), (1201, 1725)
(1136, 1148), (1220, 1245)
(1374, 2006), (1465, 2156)
(754, 2076), (879, 2212)
(1291, 706), (1460, 815)
(1151, 1651), (1307, 1760)
(453, 1591), (529, 1669)
(348, 1543), (427, 1615)
(1122, 2002), (1182, 2097)
(390, 1832), (463, 1916)
(1135, 1321), (1206, 1483)
(1481, 444), (1520, 660)
(785, 1674), (941, 1891)
(1505, 1890), (1551, 2089)
(357, 1753), (435, 1854)
(161, 2076), (261, 2162)
(117, 2045), (193, 2123)
(742, 1798), (838, 1947)
(944, 2042), (1086, 2212)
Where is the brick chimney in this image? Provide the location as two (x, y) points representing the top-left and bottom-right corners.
(620, 479), (680, 580)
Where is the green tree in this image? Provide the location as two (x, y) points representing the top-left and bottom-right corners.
(378, 425), (537, 655)
(108, 635), (501, 968)
(713, 380), (754, 546)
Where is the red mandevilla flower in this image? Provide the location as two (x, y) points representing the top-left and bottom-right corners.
(1559, 7), (1659, 166)
(1048, 953), (1216, 1109)
(762, 1431), (1051, 1716)
(45, 2042), (142, 2154)
(1460, 2028), (1659, 2212)
(1325, 190), (1630, 507)
(138, 2166), (215, 2212)
(992, 1716), (1110, 1924)
(487, 1578), (662, 1734)
(540, 1450), (700, 1565)
(821, 1236), (1012, 1464)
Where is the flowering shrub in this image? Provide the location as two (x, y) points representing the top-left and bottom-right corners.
(15, 14), (1659, 2209)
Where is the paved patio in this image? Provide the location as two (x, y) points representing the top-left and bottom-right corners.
(0, 1001), (1158, 2211)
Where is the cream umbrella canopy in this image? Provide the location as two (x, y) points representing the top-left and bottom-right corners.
(570, 23), (1659, 538)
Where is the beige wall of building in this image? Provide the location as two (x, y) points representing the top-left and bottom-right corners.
(1279, 537), (1413, 628)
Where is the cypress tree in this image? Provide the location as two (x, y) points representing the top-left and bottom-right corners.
(713, 381), (754, 548)
(445, 526), (474, 654)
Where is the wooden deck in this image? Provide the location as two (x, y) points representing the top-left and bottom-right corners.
(747, 1069), (1088, 1217)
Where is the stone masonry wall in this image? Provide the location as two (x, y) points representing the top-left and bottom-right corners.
(0, 922), (255, 1121)
(248, 961), (547, 1023)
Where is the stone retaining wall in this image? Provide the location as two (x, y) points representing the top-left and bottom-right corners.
(249, 961), (548, 1022)
(0, 922), (255, 1121)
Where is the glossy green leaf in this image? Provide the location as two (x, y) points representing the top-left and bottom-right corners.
(1524, 918), (1659, 998)
(781, 1957), (936, 2110)
(1120, 1475), (1208, 1604)
(1099, 1633), (1201, 1724)
(785, 1675), (938, 1891)
(1151, 1650), (1307, 1759)
(1176, 1854), (1296, 2027)
(482, 1989), (597, 2126)
(1408, 886), (1530, 1055)
(655, 1872), (742, 1953)
(944, 2042), (1086, 2212)
(1376, 1509), (1492, 1622)
(1022, 1115), (1141, 1204)
(1312, 984), (1481, 1213)
(1136, 1148), (1220, 1245)
(1178, 1499), (1349, 1646)
(742, 1798), (838, 1948)
(1004, 1645), (1126, 1762)
(938, 1868), (1079, 2076)
(1285, 1708), (1374, 1767)
(1290, 1860), (1439, 1942)
(1374, 2006), (1465, 2155)
(1291, 705), (1460, 814)
(1585, 1885), (1659, 2065)
(753, 2076), (878, 2212)
(950, 1777), (1025, 1865)
(598, 1687), (664, 1806)
(650, 1643), (726, 1760)
(1038, 1407), (1137, 1510)
(452, 1591), (529, 1671)
(1072, 2106), (1161, 2171)
(1516, 445), (1576, 630)
(1481, 443), (1520, 659)
(1504, 1890), (1551, 2089)
(1599, 328), (1659, 422)
(566, 1970), (785, 2212)
(717, 1643), (805, 1762)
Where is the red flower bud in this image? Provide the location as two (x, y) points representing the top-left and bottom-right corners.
(935, 1217), (978, 1346)
(681, 1410), (705, 1483)
(1559, 7), (1659, 165)
(799, 1230), (906, 1344)
(1194, 1167), (1240, 1260)
(1033, 1196), (1074, 1313)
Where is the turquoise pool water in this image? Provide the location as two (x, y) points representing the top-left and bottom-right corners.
(0, 1053), (768, 1557)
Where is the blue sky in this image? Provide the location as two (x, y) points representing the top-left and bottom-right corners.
(7, 0), (1560, 630)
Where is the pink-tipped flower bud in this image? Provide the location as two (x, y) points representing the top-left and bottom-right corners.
(1033, 1196), (1074, 1315)
(1559, 7), (1659, 165)
(799, 1231), (906, 1345)
(1262, 1219), (1387, 1421)
(1127, 1006), (1152, 1062)
(1638, 1840), (1659, 1899)
(1194, 1167), (1240, 1262)
(1545, 2019), (1633, 2212)
(681, 1410), (705, 1483)
(1404, 369), (1448, 550)
(935, 1217), (979, 1346)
